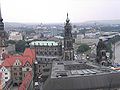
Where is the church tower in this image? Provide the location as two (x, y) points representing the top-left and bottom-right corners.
(64, 13), (74, 61)
(0, 7), (8, 60)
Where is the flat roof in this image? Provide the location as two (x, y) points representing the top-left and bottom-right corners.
(43, 61), (120, 90)
(30, 41), (59, 46)
(51, 61), (118, 78)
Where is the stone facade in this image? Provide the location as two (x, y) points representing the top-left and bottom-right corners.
(11, 59), (22, 85)
(64, 13), (74, 61)
(30, 41), (62, 83)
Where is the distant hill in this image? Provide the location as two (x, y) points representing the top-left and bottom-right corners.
(84, 20), (120, 25)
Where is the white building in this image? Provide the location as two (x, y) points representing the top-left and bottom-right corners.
(9, 32), (23, 41)
(0, 66), (11, 83)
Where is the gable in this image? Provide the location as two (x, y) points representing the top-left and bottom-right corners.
(13, 58), (22, 66)
(0, 66), (8, 72)
(24, 61), (31, 67)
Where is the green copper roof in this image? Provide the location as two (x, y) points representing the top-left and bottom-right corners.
(30, 41), (59, 46)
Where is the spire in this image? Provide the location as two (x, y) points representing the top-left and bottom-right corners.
(67, 13), (68, 19)
(0, 4), (3, 22)
(66, 13), (70, 23)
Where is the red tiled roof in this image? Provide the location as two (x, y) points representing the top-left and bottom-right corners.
(2, 55), (23, 67)
(23, 48), (36, 60)
(18, 71), (32, 90)
(22, 56), (33, 66)
(1, 48), (36, 67)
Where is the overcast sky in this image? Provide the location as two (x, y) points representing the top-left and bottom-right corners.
(1, 0), (120, 23)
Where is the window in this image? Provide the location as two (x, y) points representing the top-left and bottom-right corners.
(39, 69), (41, 72)
(5, 77), (8, 79)
(5, 73), (8, 75)
(19, 72), (22, 75)
(45, 58), (46, 61)
(2, 69), (5, 71)
(49, 52), (51, 55)
(54, 52), (57, 55)
(2, 49), (4, 52)
(14, 68), (16, 70)
(16, 63), (17, 65)
(39, 65), (41, 68)
(19, 77), (22, 80)
(27, 63), (29, 66)
(45, 52), (47, 55)
(26, 68), (29, 71)
(14, 73), (17, 76)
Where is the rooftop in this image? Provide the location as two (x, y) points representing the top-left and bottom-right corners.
(18, 71), (32, 90)
(51, 61), (116, 78)
(1, 48), (35, 67)
(43, 61), (120, 90)
(30, 41), (59, 46)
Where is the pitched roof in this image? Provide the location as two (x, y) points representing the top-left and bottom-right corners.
(23, 48), (36, 60)
(2, 55), (23, 67)
(22, 56), (33, 66)
(18, 71), (32, 90)
(1, 48), (35, 67)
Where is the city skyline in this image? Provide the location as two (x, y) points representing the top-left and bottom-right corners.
(1, 0), (120, 23)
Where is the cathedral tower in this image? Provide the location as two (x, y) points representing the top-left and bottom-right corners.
(64, 13), (74, 61)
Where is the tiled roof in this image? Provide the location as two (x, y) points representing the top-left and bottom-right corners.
(2, 55), (23, 67)
(18, 71), (32, 90)
(23, 48), (36, 60)
(1, 48), (35, 67)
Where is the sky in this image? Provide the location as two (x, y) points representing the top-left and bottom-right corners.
(1, 0), (120, 23)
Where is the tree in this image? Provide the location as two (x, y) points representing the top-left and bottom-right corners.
(15, 40), (26, 53)
(77, 44), (90, 54)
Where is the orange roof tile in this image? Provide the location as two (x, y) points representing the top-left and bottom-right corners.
(23, 48), (36, 60)
(2, 55), (22, 67)
(18, 71), (32, 90)
(1, 48), (35, 67)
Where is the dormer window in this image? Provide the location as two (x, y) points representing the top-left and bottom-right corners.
(26, 68), (29, 71)
(27, 63), (29, 66)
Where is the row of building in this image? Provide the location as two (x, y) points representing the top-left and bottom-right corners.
(0, 6), (75, 89)
(0, 48), (35, 89)
(1, 5), (120, 90)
